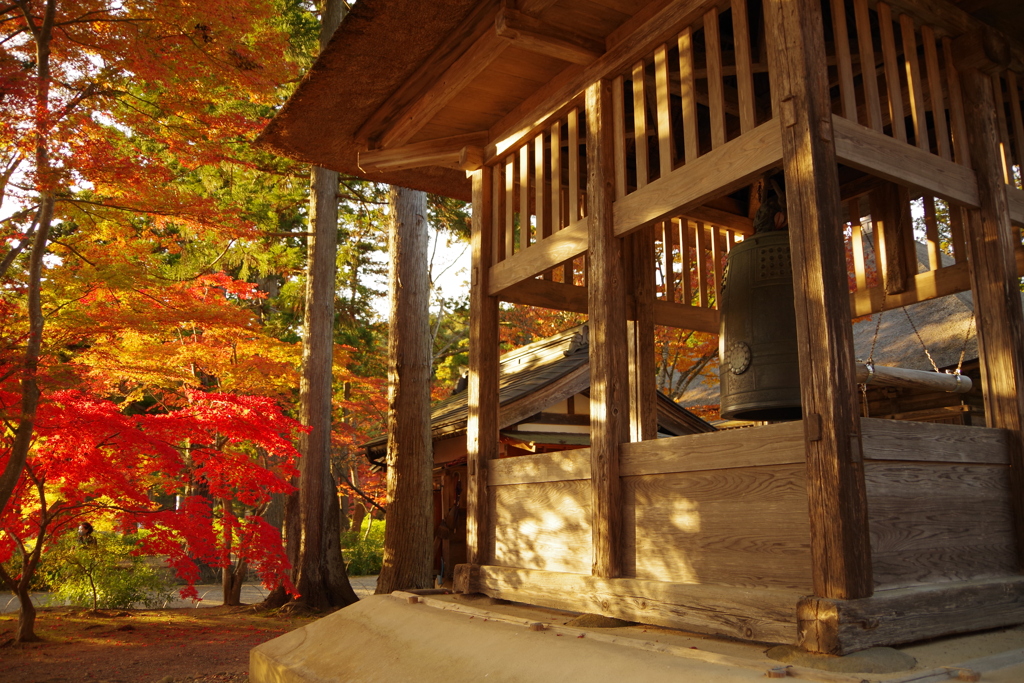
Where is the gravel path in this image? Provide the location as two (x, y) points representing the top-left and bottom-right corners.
(1, 575), (379, 613)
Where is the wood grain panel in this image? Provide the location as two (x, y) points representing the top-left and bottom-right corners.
(860, 417), (1009, 464)
(470, 565), (803, 644)
(620, 420), (806, 476)
(621, 464), (813, 591)
(488, 449), (592, 486)
(865, 461), (1016, 589)
(490, 479), (592, 574)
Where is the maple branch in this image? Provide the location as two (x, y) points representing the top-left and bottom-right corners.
(0, 209), (38, 279)
(337, 470), (386, 515)
(48, 238), (96, 266)
(199, 239), (236, 275)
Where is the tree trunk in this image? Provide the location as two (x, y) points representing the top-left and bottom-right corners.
(15, 585), (39, 643)
(375, 186), (434, 594)
(0, 0), (57, 515)
(292, 0), (359, 612)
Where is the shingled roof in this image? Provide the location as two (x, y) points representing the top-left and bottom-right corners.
(364, 325), (715, 462)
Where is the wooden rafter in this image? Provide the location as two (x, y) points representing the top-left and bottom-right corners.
(495, 3), (604, 65)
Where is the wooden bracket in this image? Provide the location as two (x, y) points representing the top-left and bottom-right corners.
(952, 28), (1011, 75)
(495, 2), (604, 65)
(358, 132), (488, 173)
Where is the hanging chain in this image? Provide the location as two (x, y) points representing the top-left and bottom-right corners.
(903, 307), (941, 373)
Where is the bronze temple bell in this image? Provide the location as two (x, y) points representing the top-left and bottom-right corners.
(718, 186), (802, 421)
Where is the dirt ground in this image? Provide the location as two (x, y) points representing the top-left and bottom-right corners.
(0, 605), (316, 683)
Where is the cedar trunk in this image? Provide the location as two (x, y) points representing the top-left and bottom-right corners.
(375, 186), (434, 594)
(291, 0), (359, 611)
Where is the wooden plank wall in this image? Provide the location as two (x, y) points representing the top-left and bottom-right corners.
(485, 422), (814, 592)
(860, 419), (1017, 590)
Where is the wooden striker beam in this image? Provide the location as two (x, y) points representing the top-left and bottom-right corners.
(586, 79), (629, 579)
(764, 0), (873, 600)
(465, 166), (499, 567)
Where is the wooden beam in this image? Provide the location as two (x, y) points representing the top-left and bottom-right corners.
(376, 30), (507, 150)
(489, 218), (587, 295)
(465, 565), (803, 645)
(832, 115), (980, 208)
(358, 133), (488, 173)
(495, 3), (604, 65)
(488, 449), (591, 486)
(498, 278), (720, 334)
(586, 80), (627, 580)
(680, 206), (753, 235)
(957, 63), (1024, 573)
(613, 121), (784, 236)
(466, 167), (499, 567)
(848, 261), (972, 316)
(764, 0), (873, 600)
(798, 577), (1024, 655)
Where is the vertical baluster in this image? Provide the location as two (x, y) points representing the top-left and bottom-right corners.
(678, 27), (699, 164)
(695, 221), (709, 308)
(535, 132), (551, 278)
(877, 3), (907, 142)
(853, 0), (883, 132)
(921, 25), (951, 161)
(949, 202), (967, 263)
(492, 162), (505, 264)
(712, 226), (724, 308)
(612, 77), (627, 200)
(831, 0), (857, 120)
(899, 15), (929, 152)
(655, 44), (673, 178)
(550, 120), (563, 229)
(992, 72), (1013, 186)
(942, 36), (971, 167)
(726, 229), (736, 253)
(680, 219), (692, 305)
(568, 108), (580, 223)
(732, 0), (756, 132)
(505, 155), (515, 256)
(520, 144), (531, 248)
(849, 199), (868, 291)
(922, 196), (941, 271)
(632, 60), (649, 188)
(1008, 71), (1024, 191)
(704, 9), (726, 148)
(662, 220), (675, 303)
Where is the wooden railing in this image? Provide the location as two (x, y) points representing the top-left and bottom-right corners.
(611, 0), (769, 199)
(845, 189), (972, 316)
(655, 218), (739, 310)
(490, 103), (588, 288)
(828, 0), (969, 166)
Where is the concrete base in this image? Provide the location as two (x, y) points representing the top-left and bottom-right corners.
(250, 594), (775, 683)
(251, 592), (1024, 683)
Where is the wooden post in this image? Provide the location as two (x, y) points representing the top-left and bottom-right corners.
(953, 35), (1024, 571)
(586, 79), (629, 579)
(764, 0), (873, 600)
(466, 166), (499, 568)
(627, 226), (657, 442)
